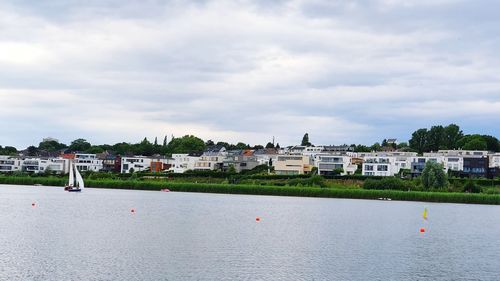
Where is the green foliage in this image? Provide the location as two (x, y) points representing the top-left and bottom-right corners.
(421, 161), (448, 190)
(38, 140), (67, 152)
(265, 142), (275, 149)
(167, 135), (206, 154)
(409, 128), (429, 154)
(363, 177), (416, 191)
(301, 133), (311, 146)
(69, 138), (91, 152)
(0, 146), (18, 155)
(463, 179), (481, 193)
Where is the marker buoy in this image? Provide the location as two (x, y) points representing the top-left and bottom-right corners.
(32, 203), (36, 207)
(420, 228), (426, 233)
(256, 217), (260, 222)
(131, 208), (136, 213)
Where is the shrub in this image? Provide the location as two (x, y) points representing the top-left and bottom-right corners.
(464, 179), (481, 193)
(421, 162), (448, 190)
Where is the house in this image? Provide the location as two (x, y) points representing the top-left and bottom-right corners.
(489, 153), (500, 168)
(462, 155), (489, 178)
(315, 154), (357, 176)
(121, 156), (152, 173)
(150, 156), (172, 173)
(323, 145), (354, 153)
(222, 150), (260, 173)
(169, 153), (200, 173)
(194, 146), (227, 171)
(0, 156), (22, 172)
(410, 156), (446, 177)
(254, 148), (279, 166)
(273, 155), (312, 175)
(361, 152), (416, 177)
(22, 158), (50, 173)
(74, 153), (103, 172)
(47, 158), (71, 174)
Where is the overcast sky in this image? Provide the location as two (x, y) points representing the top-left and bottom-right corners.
(1, 0), (499, 149)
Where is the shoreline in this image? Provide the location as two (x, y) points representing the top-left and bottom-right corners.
(1, 177), (499, 205)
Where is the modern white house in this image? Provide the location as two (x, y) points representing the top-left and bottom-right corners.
(0, 156), (22, 172)
(47, 158), (71, 174)
(21, 158), (51, 173)
(169, 154), (199, 173)
(121, 156), (152, 173)
(410, 156), (447, 177)
(314, 154), (357, 176)
(194, 146), (227, 171)
(74, 153), (103, 172)
(490, 153), (500, 168)
(273, 155), (312, 175)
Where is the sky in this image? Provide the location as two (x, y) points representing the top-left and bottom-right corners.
(0, 0), (499, 149)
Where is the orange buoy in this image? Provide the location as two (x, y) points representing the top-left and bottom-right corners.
(420, 228), (426, 233)
(256, 217), (260, 222)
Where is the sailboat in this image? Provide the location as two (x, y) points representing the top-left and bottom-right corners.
(64, 163), (84, 192)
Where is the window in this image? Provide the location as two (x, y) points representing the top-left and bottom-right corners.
(377, 165), (388, 171)
(365, 165), (374, 171)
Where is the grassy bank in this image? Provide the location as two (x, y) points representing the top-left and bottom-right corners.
(1, 175), (499, 205)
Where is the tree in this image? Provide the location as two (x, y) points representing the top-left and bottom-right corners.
(396, 142), (409, 150)
(421, 161), (448, 190)
(481, 135), (500, 152)
(265, 142), (275, 149)
(167, 135), (206, 153)
(154, 137), (158, 146)
(381, 139), (388, 147)
(38, 140), (67, 152)
(301, 133), (311, 146)
(443, 124), (463, 149)
(2, 146), (18, 155)
(69, 139), (91, 152)
(370, 142), (381, 152)
(26, 146), (38, 156)
(205, 140), (215, 146)
(427, 125), (445, 151)
(354, 145), (371, 152)
(409, 128), (429, 154)
(458, 135), (488, 150)
(276, 143), (281, 149)
(163, 136), (168, 147)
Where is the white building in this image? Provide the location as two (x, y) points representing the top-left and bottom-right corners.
(361, 152), (416, 177)
(22, 158), (51, 173)
(47, 158), (71, 174)
(315, 154), (357, 176)
(424, 153), (463, 171)
(273, 155), (312, 175)
(121, 156), (152, 173)
(74, 153), (103, 172)
(194, 146), (227, 171)
(169, 154), (199, 173)
(0, 156), (22, 172)
(490, 153), (500, 168)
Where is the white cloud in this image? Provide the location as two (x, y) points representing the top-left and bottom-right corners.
(0, 0), (499, 148)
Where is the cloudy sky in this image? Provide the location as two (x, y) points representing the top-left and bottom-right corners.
(1, 0), (499, 149)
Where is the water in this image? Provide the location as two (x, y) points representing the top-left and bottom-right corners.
(0, 184), (499, 281)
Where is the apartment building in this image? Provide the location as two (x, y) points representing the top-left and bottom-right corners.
(74, 153), (103, 172)
(315, 154), (357, 176)
(121, 156), (152, 173)
(273, 155), (312, 175)
(194, 146), (227, 171)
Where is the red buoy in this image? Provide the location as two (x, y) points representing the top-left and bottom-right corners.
(256, 217), (260, 222)
(32, 203), (36, 207)
(420, 228), (426, 233)
(131, 208), (136, 213)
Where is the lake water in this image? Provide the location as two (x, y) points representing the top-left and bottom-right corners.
(0, 184), (499, 281)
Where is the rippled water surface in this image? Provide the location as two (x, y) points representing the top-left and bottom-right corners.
(0, 184), (499, 280)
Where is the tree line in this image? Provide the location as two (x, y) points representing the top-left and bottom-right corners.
(1, 124), (498, 157)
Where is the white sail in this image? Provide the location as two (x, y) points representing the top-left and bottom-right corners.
(68, 161), (75, 186)
(74, 163), (85, 189)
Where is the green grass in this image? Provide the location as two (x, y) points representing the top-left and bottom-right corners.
(1, 175), (500, 205)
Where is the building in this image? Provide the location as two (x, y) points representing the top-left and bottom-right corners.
(462, 155), (489, 178)
(74, 153), (103, 172)
(121, 156), (152, 173)
(169, 153), (200, 173)
(315, 154), (357, 176)
(254, 148), (279, 166)
(323, 145), (354, 153)
(150, 156), (172, 173)
(410, 156), (446, 177)
(489, 153), (500, 168)
(194, 146), (227, 171)
(222, 150), (260, 173)
(362, 156), (395, 177)
(273, 155), (312, 175)
(0, 156), (22, 172)
(22, 158), (51, 173)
